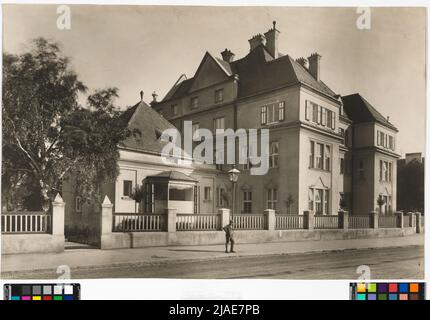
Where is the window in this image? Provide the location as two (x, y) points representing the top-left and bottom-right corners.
(312, 103), (319, 123)
(261, 106), (267, 125)
(377, 131), (395, 151)
(309, 141), (331, 171)
(324, 189), (329, 214)
(308, 188), (314, 211)
(243, 191), (252, 213)
(213, 117), (225, 132)
(340, 157), (345, 174)
(171, 104), (178, 116)
(379, 160), (393, 182)
(315, 189), (323, 214)
(309, 188), (330, 214)
(216, 188), (226, 207)
(325, 145), (331, 171)
(316, 143), (324, 169)
(192, 123), (200, 140)
(309, 141), (315, 168)
(123, 180), (133, 197)
(190, 96), (199, 109)
(261, 102), (285, 125)
(305, 101), (311, 120)
(75, 196), (82, 213)
(267, 189), (277, 210)
(279, 102), (285, 121)
(204, 187), (211, 201)
(306, 100), (336, 130)
(269, 141), (279, 168)
(215, 89), (224, 103)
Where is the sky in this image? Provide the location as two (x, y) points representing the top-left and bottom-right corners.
(2, 5), (427, 156)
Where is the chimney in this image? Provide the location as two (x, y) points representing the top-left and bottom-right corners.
(140, 90), (144, 101)
(150, 91), (158, 106)
(264, 21), (280, 59)
(296, 57), (308, 68)
(307, 53), (322, 81)
(221, 49), (235, 63)
(248, 33), (266, 52)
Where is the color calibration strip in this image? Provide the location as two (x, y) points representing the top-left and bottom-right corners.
(4, 284), (80, 301)
(350, 282), (425, 300)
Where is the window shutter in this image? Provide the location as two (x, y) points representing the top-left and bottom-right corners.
(305, 101), (310, 120)
(331, 112), (335, 129)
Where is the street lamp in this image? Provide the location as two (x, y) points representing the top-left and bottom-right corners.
(228, 166), (240, 220)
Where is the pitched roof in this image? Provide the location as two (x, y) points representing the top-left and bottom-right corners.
(119, 100), (178, 154)
(341, 93), (397, 131)
(148, 170), (197, 182)
(162, 44), (338, 102)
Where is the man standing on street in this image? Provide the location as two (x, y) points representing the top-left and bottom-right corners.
(223, 220), (236, 253)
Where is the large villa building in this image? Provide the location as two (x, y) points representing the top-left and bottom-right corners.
(151, 23), (400, 216)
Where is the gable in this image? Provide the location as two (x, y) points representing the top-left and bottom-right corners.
(190, 52), (230, 92)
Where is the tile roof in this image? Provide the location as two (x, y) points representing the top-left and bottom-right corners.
(162, 44), (339, 102)
(341, 93), (397, 131)
(119, 100), (178, 154)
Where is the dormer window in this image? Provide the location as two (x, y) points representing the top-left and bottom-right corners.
(190, 97), (199, 109)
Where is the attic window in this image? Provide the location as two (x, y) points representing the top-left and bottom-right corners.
(155, 128), (173, 143)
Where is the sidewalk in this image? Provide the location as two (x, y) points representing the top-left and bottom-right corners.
(1, 234), (424, 274)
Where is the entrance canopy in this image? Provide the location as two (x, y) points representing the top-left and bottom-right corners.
(145, 171), (198, 214)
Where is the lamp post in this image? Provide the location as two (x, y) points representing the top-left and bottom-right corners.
(228, 166), (240, 221)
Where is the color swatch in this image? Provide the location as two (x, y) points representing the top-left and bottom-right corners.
(350, 282), (425, 300)
(4, 284), (80, 301)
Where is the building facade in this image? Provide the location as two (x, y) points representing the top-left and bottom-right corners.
(153, 23), (400, 216)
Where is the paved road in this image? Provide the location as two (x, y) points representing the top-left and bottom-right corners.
(4, 245), (423, 279)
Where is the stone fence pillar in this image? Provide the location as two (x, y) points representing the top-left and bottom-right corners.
(304, 210), (314, 230)
(370, 211), (378, 229)
(52, 193), (65, 237)
(395, 211), (404, 228)
(339, 211), (349, 230)
(166, 208), (177, 233)
(264, 209), (276, 230)
(219, 208), (231, 230)
(415, 212), (422, 234)
(100, 195), (114, 249)
(407, 212), (415, 228)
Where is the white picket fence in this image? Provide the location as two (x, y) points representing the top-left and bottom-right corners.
(233, 214), (266, 230)
(314, 215), (339, 229)
(113, 214), (166, 232)
(1, 211), (51, 234)
(176, 214), (220, 231)
(275, 214), (305, 230)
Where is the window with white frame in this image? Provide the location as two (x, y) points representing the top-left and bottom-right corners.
(377, 131), (395, 151)
(379, 160), (393, 182)
(269, 141), (279, 168)
(309, 140), (331, 171)
(204, 187), (211, 201)
(213, 117), (225, 132)
(243, 190), (252, 213)
(308, 188), (330, 215)
(305, 100), (336, 130)
(267, 188), (277, 210)
(75, 196), (82, 213)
